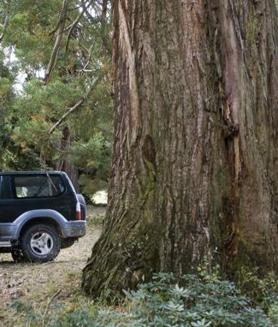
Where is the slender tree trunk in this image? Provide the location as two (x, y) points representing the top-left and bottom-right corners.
(82, 0), (278, 297)
(56, 126), (79, 191)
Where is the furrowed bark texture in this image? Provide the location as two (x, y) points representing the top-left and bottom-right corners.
(83, 0), (278, 297)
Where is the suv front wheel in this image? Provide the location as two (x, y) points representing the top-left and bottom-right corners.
(21, 224), (61, 263)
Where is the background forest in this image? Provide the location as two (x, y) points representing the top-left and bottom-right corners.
(0, 0), (112, 199)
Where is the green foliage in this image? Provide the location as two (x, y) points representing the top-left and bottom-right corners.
(71, 132), (111, 194)
(3, 0), (65, 66)
(118, 273), (273, 327)
(0, 0), (113, 197)
(235, 266), (278, 320)
(0, 48), (16, 169)
(11, 272), (276, 327)
(269, 302), (278, 326)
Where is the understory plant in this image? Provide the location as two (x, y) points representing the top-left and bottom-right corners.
(12, 271), (276, 327)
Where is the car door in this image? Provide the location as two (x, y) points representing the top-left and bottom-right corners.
(0, 175), (19, 223)
(11, 174), (76, 221)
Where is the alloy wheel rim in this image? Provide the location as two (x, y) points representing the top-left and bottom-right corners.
(30, 232), (54, 256)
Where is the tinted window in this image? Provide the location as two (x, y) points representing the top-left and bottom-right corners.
(0, 176), (13, 199)
(14, 175), (65, 198)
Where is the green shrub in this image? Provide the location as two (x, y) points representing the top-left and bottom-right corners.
(268, 301), (278, 325)
(236, 267), (278, 309)
(118, 272), (273, 327)
(12, 272), (275, 327)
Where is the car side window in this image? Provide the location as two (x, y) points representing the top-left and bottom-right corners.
(0, 176), (13, 199)
(13, 175), (65, 198)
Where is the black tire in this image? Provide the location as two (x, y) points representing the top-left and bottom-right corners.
(11, 247), (26, 263)
(21, 224), (61, 263)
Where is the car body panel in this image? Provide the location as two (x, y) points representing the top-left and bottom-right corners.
(0, 171), (86, 253)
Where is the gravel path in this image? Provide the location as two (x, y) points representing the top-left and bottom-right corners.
(0, 223), (102, 307)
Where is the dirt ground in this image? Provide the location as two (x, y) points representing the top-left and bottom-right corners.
(0, 206), (104, 326)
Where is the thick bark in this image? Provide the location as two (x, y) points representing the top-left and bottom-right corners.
(82, 0), (278, 297)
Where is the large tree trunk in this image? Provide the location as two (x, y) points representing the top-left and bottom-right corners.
(82, 0), (278, 297)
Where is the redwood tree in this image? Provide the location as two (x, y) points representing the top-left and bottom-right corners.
(82, 0), (278, 297)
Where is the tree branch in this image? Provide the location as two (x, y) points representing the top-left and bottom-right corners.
(79, 44), (93, 72)
(101, 0), (108, 26)
(81, 0), (101, 24)
(48, 75), (102, 134)
(0, 15), (9, 43)
(44, 0), (69, 83)
(0, 0), (11, 44)
(64, 1), (92, 52)
(49, 99), (84, 135)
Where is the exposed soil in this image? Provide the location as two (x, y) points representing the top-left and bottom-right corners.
(0, 206), (104, 326)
